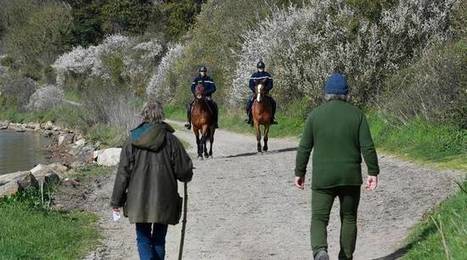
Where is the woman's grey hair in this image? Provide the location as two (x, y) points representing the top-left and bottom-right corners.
(324, 93), (351, 102)
(141, 100), (165, 123)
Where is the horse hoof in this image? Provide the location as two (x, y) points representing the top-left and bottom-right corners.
(198, 156), (204, 160)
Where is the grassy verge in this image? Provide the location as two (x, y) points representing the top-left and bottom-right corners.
(0, 188), (100, 259)
(402, 180), (466, 259)
(369, 112), (467, 170)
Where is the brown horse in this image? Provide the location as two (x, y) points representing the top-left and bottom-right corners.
(191, 84), (215, 159)
(252, 79), (273, 153)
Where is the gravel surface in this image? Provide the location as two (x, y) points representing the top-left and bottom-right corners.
(78, 121), (463, 260)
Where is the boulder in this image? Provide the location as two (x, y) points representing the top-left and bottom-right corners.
(0, 121), (9, 130)
(0, 171), (30, 186)
(43, 130), (54, 138)
(0, 181), (20, 197)
(30, 163), (68, 176)
(96, 148), (122, 166)
(58, 134), (74, 146)
(17, 173), (39, 190)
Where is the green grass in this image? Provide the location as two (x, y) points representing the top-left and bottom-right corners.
(0, 188), (100, 260)
(369, 112), (467, 170)
(402, 180), (467, 259)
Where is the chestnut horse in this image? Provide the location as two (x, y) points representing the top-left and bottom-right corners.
(252, 79), (273, 153)
(191, 84), (215, 159)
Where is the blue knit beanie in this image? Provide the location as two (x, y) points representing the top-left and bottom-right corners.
(324, 73), (349, 95)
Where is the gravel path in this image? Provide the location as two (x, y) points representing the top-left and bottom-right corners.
(83, 121), (463, 260)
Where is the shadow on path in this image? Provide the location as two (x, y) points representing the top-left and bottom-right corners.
(219, 147), (297, 159)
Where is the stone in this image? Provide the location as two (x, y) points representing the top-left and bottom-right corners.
(0, 171), (30, 186)
(30, 163), (68, 177)
(0, 121), (9, 130)
(73, 139), (86, 148)
(43, 130), (54, 137)
(96, 148), (122, 166)
(17, 173), (39, 191)
(44, 121), (54, 130)
(0, 181), (20, 197)
(15, 128), (26, 132)
(58, 134), (74, 146)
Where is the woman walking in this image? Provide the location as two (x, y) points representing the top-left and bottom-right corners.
(111, 101), (193, 260)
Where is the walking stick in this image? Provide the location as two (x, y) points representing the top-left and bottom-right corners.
(178, 182), (188, 260)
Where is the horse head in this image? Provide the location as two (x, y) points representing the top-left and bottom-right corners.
(195, 83), (206, 100)
(254, 79), (268, 102)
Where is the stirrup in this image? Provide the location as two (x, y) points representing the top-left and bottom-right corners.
(184, 122), (191, 130)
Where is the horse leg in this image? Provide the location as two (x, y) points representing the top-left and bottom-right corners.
(209, 128), (215, 157)
(263, 124), (270, 152)
(194, 128), (203, 159)
(202, 125), (209, 158)
(255, 122), (262, 153)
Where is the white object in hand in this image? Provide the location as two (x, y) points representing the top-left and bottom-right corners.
(112, 210), (121, 222)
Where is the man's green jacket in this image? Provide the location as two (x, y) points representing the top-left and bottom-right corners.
(295, 100), (379, 189)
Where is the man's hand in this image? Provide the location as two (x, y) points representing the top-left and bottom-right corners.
(295, 176), (305, 190)
(366, 176), (378, 191)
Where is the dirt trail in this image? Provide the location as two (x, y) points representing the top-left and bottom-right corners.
(83, 121), (463, 260)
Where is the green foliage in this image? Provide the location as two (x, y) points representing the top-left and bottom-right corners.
(403, 180), (467, 259)
(369, 112), (467, 170)
(0, 188), (99, 260)
(85, 123), (127, 147)
(100, 0), (154, 35)
(67, 0), (105, 47)
(2, 0), (73, 80)
(159, 0), (205, 41)
(381, 38), (467, 127)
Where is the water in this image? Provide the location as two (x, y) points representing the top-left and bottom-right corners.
(0, 130), (50, 175)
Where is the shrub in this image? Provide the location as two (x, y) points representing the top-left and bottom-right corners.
(53, 35), (163, 95)
(2, 0), (72, 79)
(0, 76), (38, 110)
(229, 0), (460, 108)
(380, 39), (467, 127)
(27, 85), (64, 112)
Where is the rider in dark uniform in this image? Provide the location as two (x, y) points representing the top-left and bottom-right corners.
(245, 60), (277, 125)
(185, 66), (219, 130)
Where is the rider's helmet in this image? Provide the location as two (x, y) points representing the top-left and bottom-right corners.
(256, 60), (265, 69)
(199, 66), (208, 73)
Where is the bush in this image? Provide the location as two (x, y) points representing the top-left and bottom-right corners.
(27, 85), (64, 112)
(380, 39), (467, 127)
(0, 76), (38, 110)
(229, 0), (460, 108)
(2, 0), (72, 79)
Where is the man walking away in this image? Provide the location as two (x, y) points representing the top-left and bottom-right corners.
(294, 73), (380, 260)
(111, 101), (193, 260)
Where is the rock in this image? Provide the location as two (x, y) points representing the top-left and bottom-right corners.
(31, 163), (68, 176)
(15, 128), (26, 132)
(0, 181), (20, 197)
(0, 120), (9, 130)
(44, 121), (54, 130)
(73, 139), (86, 148)
(96, 148), (122, 166)
(63, 178), (80, 188)
(17, 173), (39, 191)
(58, 134), (74, 146)
(43, 130), (54, 138)
(0, 171), (30, 186)
(70, 161), (85, 168)
(52, 126), (59, 131)
(36, 172), (60, 187)
(93, 150), (104, 160)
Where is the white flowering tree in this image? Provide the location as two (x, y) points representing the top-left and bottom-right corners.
(52, 35), (163, 94)
(27, 84), (64, 111)
(146, 43), (184, 102)
(230, 0), (459, 107)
